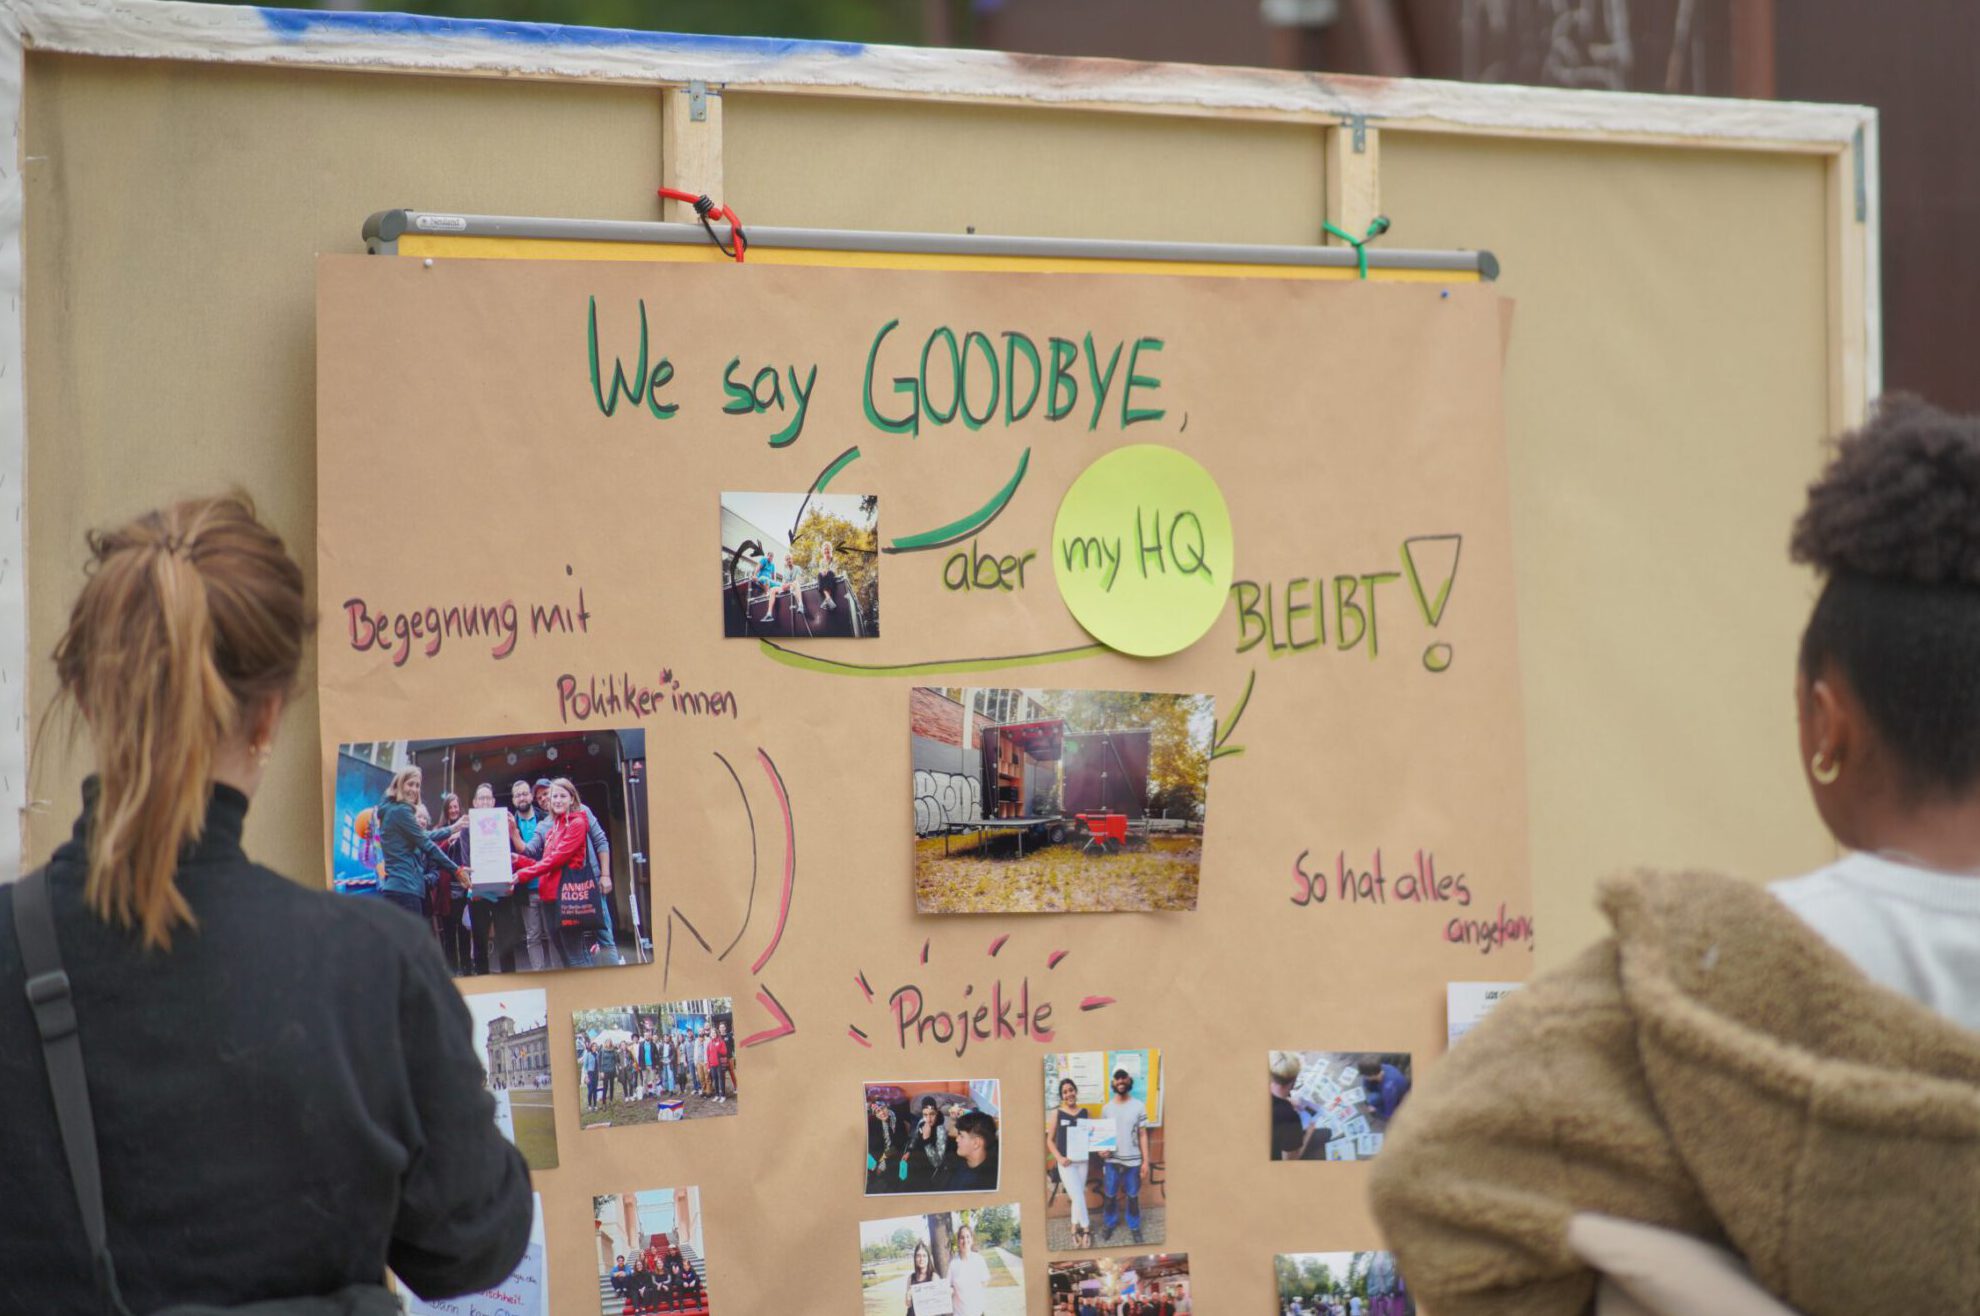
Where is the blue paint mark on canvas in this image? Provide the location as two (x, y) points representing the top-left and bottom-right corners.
(256, 7), (869, 59)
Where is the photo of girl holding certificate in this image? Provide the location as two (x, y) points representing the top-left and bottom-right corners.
(858, 1206), (1023, 1316)
(1047, 1077), (1094, 1248)
(903, 1244), (937, 1316)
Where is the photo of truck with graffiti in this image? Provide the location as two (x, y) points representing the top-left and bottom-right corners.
(909, 687), (1213, 914)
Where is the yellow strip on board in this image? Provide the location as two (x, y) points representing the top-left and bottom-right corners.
(394, 233), (1479, 282)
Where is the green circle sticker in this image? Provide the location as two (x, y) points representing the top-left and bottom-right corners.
(1052, 444), (1234, 657)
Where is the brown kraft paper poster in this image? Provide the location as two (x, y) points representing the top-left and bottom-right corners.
(315, 255), (1532, 1315)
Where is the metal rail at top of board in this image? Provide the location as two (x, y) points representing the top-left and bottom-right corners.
(362, 210), (1499, 280)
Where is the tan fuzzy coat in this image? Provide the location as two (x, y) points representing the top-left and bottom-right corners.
(1368, 871), (1980, 1316)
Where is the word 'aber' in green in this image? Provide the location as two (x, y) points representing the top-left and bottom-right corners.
(944, 540), (1038, 592)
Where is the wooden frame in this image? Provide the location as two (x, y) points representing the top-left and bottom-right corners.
(0, 0), (1878, 868)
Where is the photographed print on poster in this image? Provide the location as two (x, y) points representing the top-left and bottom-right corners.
(594, 1186), (709, 1315)
(911, 688), (1213, 913)
(858, 1204), (1025, 1316)
(404, 1193), (546, 1316)
(573, 998), (736, 1129)
(1275, 1251), (1414, 1316)
(331, 729), (654, 978)
(1042, 1050), (1165, 1252)
(1048, 1253), (1191, 1316)
(1445, 982), (1525, 1048)
(866, 1079), (1003, 1196)
(1268, 1052), (1413, 1162)
(464, 988), (558, 1170)
(721, 491), (879, 638)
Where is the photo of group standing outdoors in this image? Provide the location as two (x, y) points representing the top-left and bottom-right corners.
(573, 999), (736, 1129)
(1275, 1251), (1414, 1316)
(865, 1080), (1003, 1195)
(1268, 1051), (1413, 1162)
(859, 1205), (1024, 1316)
(331, 728), (654, 977)
(1049, 1253), (1192, 1315)
(910, 687), (1213, 914)
(595, 1187), (709, 1316)
(1042, 1049), (1167, 1251)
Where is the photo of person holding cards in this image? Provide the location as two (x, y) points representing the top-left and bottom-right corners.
(1268, 1051), (1413, 1162)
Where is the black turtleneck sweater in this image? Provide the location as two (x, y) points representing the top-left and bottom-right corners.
(0, 783), (533, 1311)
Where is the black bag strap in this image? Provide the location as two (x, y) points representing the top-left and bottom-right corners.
(13, 871), (134, 1316)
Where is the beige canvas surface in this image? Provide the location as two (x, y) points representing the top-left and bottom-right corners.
(315, 255), (1530, 1313)
(1382, 136), (1839, 965)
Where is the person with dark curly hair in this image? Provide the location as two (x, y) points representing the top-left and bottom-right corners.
(1370, 396), (1980, 1316)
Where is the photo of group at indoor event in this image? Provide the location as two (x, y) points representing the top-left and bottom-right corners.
(1050, 1252), (1192, 1316)
(331, 729), (654, 977)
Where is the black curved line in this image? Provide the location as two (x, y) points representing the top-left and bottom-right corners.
(724, 538), (772, 639)
(788, 444), (861, 541)
(757, 748), (795, 961)
(724, 537), (766, 588)
(715, 750), (759, 962)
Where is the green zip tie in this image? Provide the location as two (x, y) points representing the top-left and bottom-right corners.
(1321, 215), (1392, 280)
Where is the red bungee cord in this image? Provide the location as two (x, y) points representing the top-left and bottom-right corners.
(657, 186), (747, 263)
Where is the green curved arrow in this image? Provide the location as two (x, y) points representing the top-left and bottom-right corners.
(883, 448), (1031, 554)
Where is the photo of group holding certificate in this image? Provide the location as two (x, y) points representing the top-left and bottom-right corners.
(1042, 1049), (1166, 1251)
(329, 728), (654, 977)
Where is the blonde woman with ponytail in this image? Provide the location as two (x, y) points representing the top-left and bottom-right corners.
(1, 495), (531, 1311)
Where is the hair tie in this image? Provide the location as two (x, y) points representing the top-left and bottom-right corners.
(157, 533), (193, 559)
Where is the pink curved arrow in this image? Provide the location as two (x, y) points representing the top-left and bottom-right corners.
(739, 985), (796, 1048)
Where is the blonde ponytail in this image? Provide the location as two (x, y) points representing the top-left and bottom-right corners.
(51, 495), (307, 949)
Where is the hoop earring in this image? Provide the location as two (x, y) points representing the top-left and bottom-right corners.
(1810, 751), (1840, 785)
